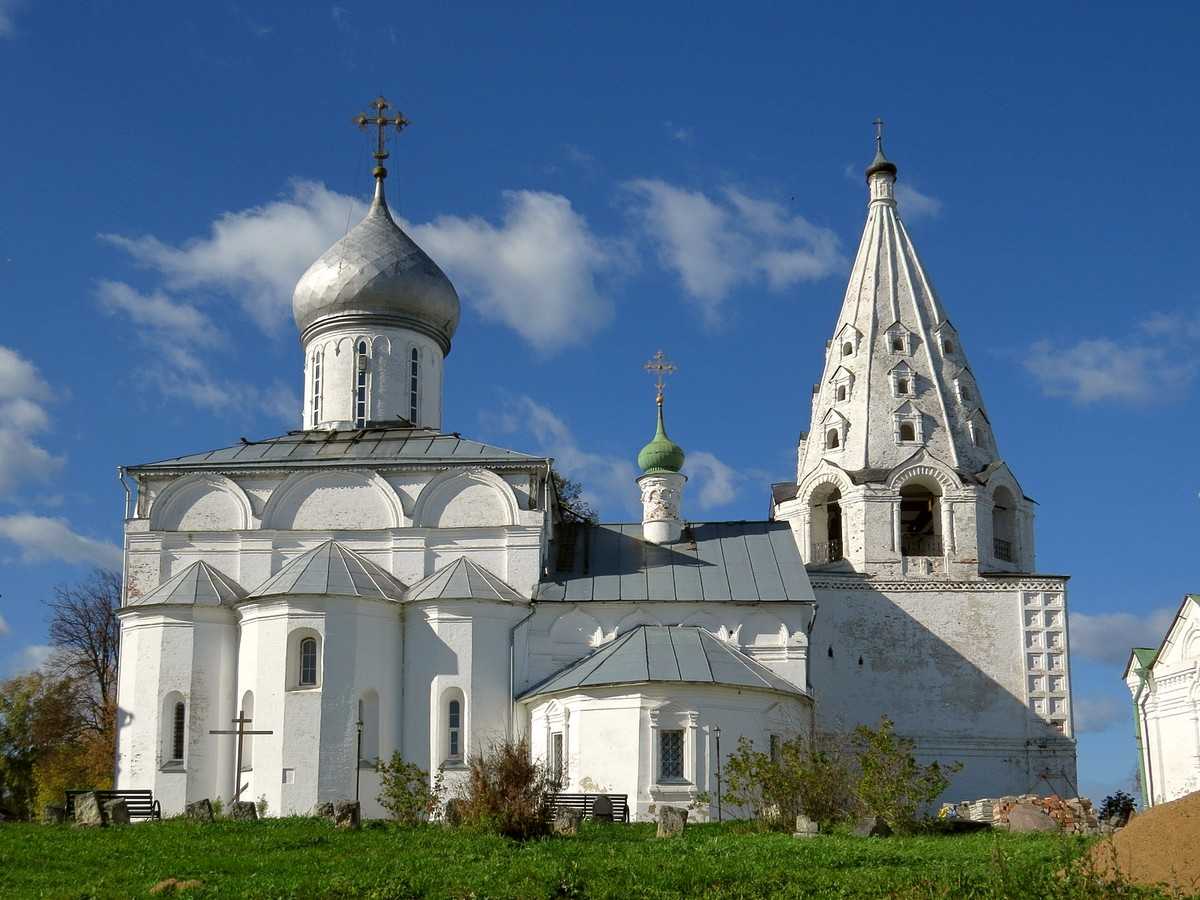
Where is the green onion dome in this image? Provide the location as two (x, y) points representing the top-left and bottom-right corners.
(637, 402), (685, 474)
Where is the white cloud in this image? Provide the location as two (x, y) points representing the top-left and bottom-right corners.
(626, 180), (844, 324)
(103, 181), (615, 352)
(0, 514), (122, 568)
(95, 281), (299, 424)
(685, 450), (743, 510)
(97, 279), (219, 341)
(3, 644), (54, 677)
(1070, 607), (1177, 665)
(1025, 337), (1197, 405)
(408, 191), (615, 351)
(894, 182), (943, 219)
(1073, 694), (1126, 734)
(0, 0), (24, 37)
(0, 346), (64, 496)
(101, 180), (359, 332)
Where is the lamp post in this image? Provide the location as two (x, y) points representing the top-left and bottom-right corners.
(355, 716), (364, 805)
(713, 724), (722, 823)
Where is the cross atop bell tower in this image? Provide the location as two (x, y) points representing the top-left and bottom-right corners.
(354, 96), (409, 181)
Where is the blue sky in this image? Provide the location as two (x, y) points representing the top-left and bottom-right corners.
(1, 1), (1196, 801)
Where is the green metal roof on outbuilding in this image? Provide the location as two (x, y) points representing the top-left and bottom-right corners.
(518, 625), (807, 700)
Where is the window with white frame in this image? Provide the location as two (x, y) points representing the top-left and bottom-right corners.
(825, 428), (840, 450)
(823, 411), (848, 452)
(550, 731), (564, 786)
(354, 341), (369, 428)
(886, 325), (910, 355)
(447, 698), (462, 762)
(310, 349), (322, 427)
(890, 363), (914, 398)
(299, 637), (318, 686)
(830, 367), (854, 405)
(659, 729), (684, 781)
(894, 406), (922, 445)
(957, 379), (973, 403)
(408, 347), (420, 424)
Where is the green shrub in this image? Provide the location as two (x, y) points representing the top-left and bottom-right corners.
(376, 752), (443, 825)
(455, 737), (554, 839)
(851, 715), (960, 832)
(721, 732), (857, 831)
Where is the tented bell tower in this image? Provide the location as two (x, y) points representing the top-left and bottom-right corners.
(773, 124), (1036, 581)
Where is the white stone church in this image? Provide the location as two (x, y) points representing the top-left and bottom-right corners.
(113, 126), (1077, 819)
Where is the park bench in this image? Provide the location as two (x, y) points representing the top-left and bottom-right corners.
(65, 789), (162, 821)
(547, 793), (630, 823)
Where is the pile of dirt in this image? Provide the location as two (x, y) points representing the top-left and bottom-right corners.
(1089, 790), (1200, 894)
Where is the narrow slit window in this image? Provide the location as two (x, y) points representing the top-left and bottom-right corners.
(826, 429), (840, 449)
(841, 341), (853, 357)
(354, 341), (368, 428)
(172, 701), (185, 762)
(311, 350), (322, 426)
(943, 339), (954, 354)
(409, 348), (420, 424)
(550, 732), (564, 785)
(448, 699), (462, 760)
(769, 734), (781, 764)
(299, 637), (318, 687)
(836, 385), (847, 402)
(896, 378), (910, 395)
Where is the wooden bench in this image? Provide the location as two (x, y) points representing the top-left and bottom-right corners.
(547, 793), (630, 823)
(65, 789), (161, 822)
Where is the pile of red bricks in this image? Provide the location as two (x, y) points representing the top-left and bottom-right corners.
(947, 794), (1104, 835)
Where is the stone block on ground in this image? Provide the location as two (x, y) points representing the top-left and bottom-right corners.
(229, 801), (258, 821)
(553, 809), (583, 836)
(42, 805), (67, 825)
(592, 795), (613, 824)
(793, 814), (819, 838)
(1006, 802), (1060, 833)
(185, 799), (213, 823)
(656, 805), (687, 838)
(103, 799), (131, 825)
(854, 815), (893, 837)
(333, 800), (360, 830)
(73, 792), (105, 827)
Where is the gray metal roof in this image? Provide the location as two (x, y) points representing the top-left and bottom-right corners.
(405, 557), (526, 604)
(518, 625), (806, 700)
(247, 540), (406, 601)
(128, 424), (546, 473)
(128, 560), (246, 607)
(536, 522), (814, 603)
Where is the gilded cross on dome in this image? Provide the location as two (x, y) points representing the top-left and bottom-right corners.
(354, 96), (409, 178)
(643, 350), (677, 405)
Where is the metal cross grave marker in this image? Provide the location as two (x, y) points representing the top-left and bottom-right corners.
(643, 350), (677, 405)
(210, 709), (273, 802)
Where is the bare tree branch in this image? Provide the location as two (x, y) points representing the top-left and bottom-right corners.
(42, 569), (121, 734)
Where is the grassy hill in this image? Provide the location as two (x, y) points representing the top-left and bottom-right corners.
(0, 819), (1173, 898)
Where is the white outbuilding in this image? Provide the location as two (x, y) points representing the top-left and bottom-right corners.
(1126, 595), (1200, 806)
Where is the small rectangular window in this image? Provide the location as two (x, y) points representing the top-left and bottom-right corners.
(659, 730), (684, 781)
(551, 732), (564, 785)
(448, 699), (462, 760)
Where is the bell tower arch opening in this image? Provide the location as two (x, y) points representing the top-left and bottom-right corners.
(899, 480), (942, 556)
(808, 484), (844, 564)
(992, 485), (1017, 563)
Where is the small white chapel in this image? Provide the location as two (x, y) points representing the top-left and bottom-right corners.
(113, 105), (1077, 819)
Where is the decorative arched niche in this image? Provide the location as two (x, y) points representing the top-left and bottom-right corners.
(412, 469), (519, 529)
(261, 470), (405, 531)
(149, 473), (253, 532)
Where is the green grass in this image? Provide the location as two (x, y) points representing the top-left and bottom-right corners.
(0, 819), (1173, 899)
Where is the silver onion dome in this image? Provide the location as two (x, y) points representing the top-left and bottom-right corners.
(292, 177), (460, 353)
